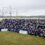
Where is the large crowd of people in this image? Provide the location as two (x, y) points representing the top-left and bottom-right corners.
(0, 19), (45, 37)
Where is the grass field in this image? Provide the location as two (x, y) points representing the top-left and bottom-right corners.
(0, 31), (45, 45)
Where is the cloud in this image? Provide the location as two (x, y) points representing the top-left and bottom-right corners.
(0, 0), (45, 16)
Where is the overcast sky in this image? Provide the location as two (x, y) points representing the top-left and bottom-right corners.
(0, 0), (45, 16)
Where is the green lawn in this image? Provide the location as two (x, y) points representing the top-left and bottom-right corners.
(0, 31), (45, 45)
